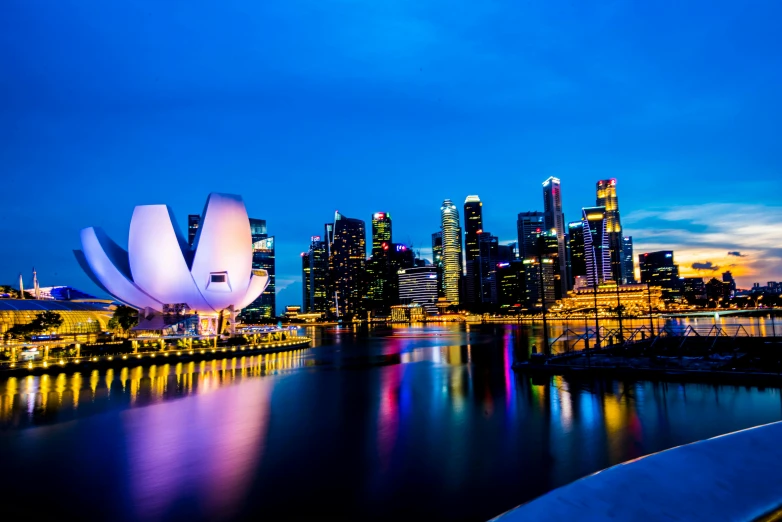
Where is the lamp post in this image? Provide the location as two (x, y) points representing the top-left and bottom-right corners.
(615, 280), (624, 344)
(646, 281), (655, 337)
(593, 277), (601, 349)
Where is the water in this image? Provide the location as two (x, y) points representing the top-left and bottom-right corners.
(1, 323), (781, 521)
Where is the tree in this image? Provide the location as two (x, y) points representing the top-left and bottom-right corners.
(5, 311), (63, 339)
(108, 305), (138, 334)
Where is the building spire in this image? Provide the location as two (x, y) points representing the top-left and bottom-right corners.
(18, 273), (25, 299)
(33, 267), (40, 300)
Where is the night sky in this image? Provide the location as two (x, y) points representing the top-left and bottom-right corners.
(2, 1), (781, 310)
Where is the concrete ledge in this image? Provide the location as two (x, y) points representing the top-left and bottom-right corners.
(492, 421), (782, 522)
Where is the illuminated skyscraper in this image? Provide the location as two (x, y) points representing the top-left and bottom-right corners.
(596, 179), (625, 282)
(371, 212), (392, 256)
(242, 228), (275, 319)
(431, 231), (444, 297)
(516, 211), (545, 259)
(463, 195), (483, 306)
(302, 236), (328, 313)
(440, 199), (462, 305)
(639, 250), (680, 301)
(187, 214), (200, 247)
(567, 221), (586, 284)
(328, 211), (366, 317)
(622, 236), (635, 283)
(542, 177), (568, 287)
(582, 207), (612, 286)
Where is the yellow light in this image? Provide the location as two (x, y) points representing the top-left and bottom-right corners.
(74, 359), (81, 364)
(177, 351), (182, 356)
(28, 363), (33, 369)
(59, 359), (65, 365)
(92, 357), (98, 361)
(43, 362), (48, 368)
(189, 350), (194, 355)
(108, 356), (113, 361)
(137, 354), (142, 358)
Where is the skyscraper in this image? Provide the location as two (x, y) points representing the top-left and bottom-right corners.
(398, 266), (439, 314)
(243, 234), (275, 319)
(596, 179), (625, 283)
(475, 231), (499, 306)
(516, 212), (545, 260)
(567, 221), (586, 284)
(431, 231), (444, 298)
(302, 236), (328, 313)
(187, 214), (200, 247)
(463, 195), (483, 306)
(329, 211), (366, 317)
(440, 199), (462, 306)
(371, 212), (392, 256)
(622, 236), (635, 283)
(542, 177), (568, 288)
(582, 207), (612, 286)
(639, 250), (681, 301)
(249, 218), (267, 241)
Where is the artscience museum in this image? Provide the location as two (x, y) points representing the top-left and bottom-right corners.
(75, 193), (270, 336)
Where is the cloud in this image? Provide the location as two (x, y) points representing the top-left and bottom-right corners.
(627, 203), (782, 286)
(691, 261), (719, 271)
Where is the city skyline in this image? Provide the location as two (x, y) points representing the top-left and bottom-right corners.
(3, 2), (782, 311)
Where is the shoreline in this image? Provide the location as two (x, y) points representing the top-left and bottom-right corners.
(0, 337), (312, 378)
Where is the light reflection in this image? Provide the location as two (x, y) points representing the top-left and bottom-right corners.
(0, 351), (307, 428)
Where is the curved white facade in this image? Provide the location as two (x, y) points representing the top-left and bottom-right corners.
(75, 193), (269, 314)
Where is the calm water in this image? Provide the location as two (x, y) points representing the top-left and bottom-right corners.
(1, 323), (781, 521)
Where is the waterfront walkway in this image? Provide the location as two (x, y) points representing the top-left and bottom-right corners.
(493, 421), (782, 521)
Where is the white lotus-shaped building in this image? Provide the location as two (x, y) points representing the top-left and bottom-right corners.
(74, 193), (269, 316)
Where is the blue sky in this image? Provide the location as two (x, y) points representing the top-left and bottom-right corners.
(2, 0), (781, 310)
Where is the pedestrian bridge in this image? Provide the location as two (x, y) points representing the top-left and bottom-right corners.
(492, 421), (782, 521)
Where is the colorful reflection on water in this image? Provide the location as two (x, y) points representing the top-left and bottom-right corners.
(0, 325), (781, 521)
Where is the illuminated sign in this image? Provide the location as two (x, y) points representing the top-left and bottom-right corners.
(396, 244), (407, 252)
(587, 214), (604, 221)
(311, 235), (321, 242)
(373, 212), (386, 220)
(497, 262), (510, 268)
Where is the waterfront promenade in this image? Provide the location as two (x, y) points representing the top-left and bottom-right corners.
(493, 421), (782, 521)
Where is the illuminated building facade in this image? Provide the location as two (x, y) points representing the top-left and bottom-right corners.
(682, 277), (706, 302)
(302, 236), (328, 313)
(596, 179), (625, 283)
(0, 300), (112, 340)
(431, 231), (444, 297)
(557, 283), (664, 314)
(622, 236), (635, 283)
(328, 211), (366, 317)
(75, 193), (270, 336)
(542, 177), (568, 288)
(567, 221), (586, 284)
(582, 206), (612, 286)
(390, 303), (426, 323)
(523, 257), (555, 308)
(496, 260), (524, 311)
(242, 218), (275, 320)
(187, 215), (200, 247)
(398, 266), (439, 314)
(516, 211), (545, 260)
(463, 195), (483, 306)
(639, 250), (681, 301)
(367, 242), (415, 313)
(371, 212), (392, 256)
(440, 199), (462, 306)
